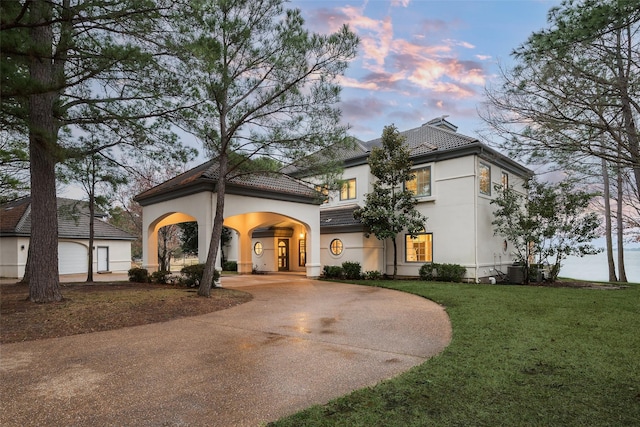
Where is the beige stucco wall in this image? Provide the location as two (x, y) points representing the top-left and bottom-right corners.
(141, 191), (322, 277)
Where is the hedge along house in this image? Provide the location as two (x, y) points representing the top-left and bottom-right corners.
(0, 197), (135, 278)
(134, 161), (325, 277)
(136, 117), (532, 282)
(311, 117), (533, 281)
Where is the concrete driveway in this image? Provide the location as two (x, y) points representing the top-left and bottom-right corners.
(0, 274), (451, 426)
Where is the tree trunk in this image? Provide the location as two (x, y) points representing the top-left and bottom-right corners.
(198, 154), (228, 296)
(602, 160), (617, 282)
(616, 167), (628, 282)
(392, 237), (397, 280)
(615, 25), (640, 202)
(87, 191), (95, 282)
(28, 0), (62, 302)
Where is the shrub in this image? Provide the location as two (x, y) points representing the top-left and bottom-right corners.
(150, 270), (171, 284)
(222, 261), (238, 272)
(420, 263), (466, 283)
(128, 267), (150, 283)
(323, 265), (344, 279)
(180, 264), (220, 288)
(342, 261), (362, 280)
(365, 270), (382, 280)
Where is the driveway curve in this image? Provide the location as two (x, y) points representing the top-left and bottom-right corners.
(0, 275), (451, 427)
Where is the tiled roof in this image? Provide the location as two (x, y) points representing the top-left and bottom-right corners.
(363, 122), (477, 156)
(280, 138), (368, 175)
(320, 204), (365, 233)
(136, 158), (321, 204)
(0, 197), (135, 240)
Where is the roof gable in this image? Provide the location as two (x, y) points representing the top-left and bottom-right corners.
(0, 197), (135, 240)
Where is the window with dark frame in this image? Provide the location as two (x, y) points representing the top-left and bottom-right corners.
(479, 162), (491, 196)
(330, 238), (343, 255)
(340, 178), (356, 200)
(405, 166), (431, 197)
(405, 233), (433, 263)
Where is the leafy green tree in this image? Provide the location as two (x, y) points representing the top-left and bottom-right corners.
(59, 148), (127, 282)
(170, 0), (359, 296)
(491, 178), (601, 285)
(178, 222), (199, 255)
(354, 125), (427, 279)
(1, 0), (188, 302)
(481, 0), (639, 283)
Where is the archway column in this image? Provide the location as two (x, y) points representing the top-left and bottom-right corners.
(237, 231), (254, 274)
(306, 225), (321, 278)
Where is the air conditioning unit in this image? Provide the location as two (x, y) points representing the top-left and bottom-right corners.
(507, 265), (524, 284)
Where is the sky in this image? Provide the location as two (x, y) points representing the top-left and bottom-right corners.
(290, 0), (561, 143)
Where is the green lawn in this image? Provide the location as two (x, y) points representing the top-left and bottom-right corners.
(270, 281), (640, 426)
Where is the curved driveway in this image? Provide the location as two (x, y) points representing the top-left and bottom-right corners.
(1, 274), (451, 426)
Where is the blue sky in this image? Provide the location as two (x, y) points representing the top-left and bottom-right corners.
(292, 0), (561, 142)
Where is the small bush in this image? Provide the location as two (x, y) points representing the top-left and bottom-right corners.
(323, 265), (344, 279)
(128, 267), (150, 283)
(364, 270), (382, 280)
(342, 261), (362, 280)
(180, 263), (220, 288)
(222, 261), (238, 272)
(420, 263), (466, 282)
(150, 270), (171, 284)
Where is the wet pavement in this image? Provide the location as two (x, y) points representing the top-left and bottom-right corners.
(0, 274), (451, 426)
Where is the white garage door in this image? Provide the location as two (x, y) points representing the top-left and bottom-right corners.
(58, 242), (88, 275)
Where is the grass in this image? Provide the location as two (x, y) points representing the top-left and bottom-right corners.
(270, 280), (640, 426)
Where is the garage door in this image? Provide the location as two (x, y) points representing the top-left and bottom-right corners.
(58, 242), (88, 275)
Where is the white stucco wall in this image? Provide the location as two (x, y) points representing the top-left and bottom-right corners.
(0, 237), (28, 278)
(0, 237), (132, 278)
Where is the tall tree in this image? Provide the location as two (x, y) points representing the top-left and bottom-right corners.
(170, 0), (359, 296)
(59, 148), (127, 282)
(1, 0), (186, 302)
(491, 178), (601, 285)
(480, 0), (640, 279)
(354, 125), (427, 279)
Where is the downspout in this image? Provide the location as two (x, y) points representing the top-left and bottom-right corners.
(473, 155), (479, 283)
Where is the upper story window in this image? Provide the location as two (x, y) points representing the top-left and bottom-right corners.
(479, 162), (491, 196)
(340, 178), (356, 201)
(501, 172), (509, 191)
(315, 184), (329, 204)
(405, 166), (431, 197)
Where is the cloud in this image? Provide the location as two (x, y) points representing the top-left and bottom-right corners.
(340, 96), (388, 121)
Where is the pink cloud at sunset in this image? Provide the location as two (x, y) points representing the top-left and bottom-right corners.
(293, 0), (561, 140)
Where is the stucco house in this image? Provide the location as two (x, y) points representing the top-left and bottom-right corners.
(0, 197), (135, 278)
(135, 118), (532, 282)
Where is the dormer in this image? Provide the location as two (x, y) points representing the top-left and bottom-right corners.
(424, 116), (458, 133)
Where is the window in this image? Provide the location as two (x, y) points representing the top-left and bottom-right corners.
(253, 242), (263, 255)
(405, 166), (431, 197)
(315, 184), (329, 204)
(329, 239), (343, 255)
(501, 172), (509, 191)
(479, 162), (491, 196)
(340, 178), (356, 200)
(299, 239), (306, 266)
(405, 233), (433, 263)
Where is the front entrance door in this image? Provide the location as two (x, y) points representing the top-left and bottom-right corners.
(277, 239), (289, 271)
